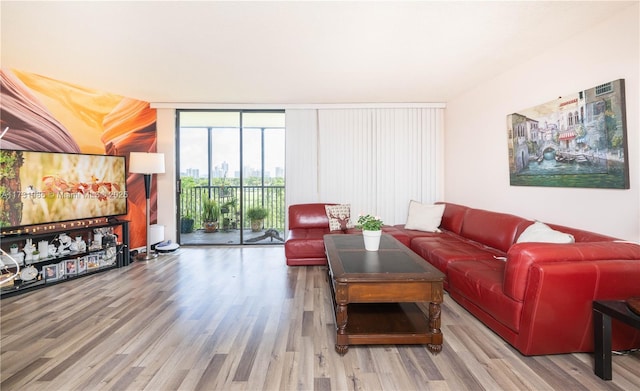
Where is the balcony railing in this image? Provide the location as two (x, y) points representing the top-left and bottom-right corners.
(180, 185), (286, 232)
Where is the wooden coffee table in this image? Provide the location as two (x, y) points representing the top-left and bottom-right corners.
(324, 233), (446, 355)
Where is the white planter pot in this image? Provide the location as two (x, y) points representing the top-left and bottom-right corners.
(362, 230), (382, 251)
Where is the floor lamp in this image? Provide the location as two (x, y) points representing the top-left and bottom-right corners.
(129, 152), (165, 260)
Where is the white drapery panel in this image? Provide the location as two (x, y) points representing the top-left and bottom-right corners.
(284, 109), (319, 205)
(285, 107), (444, 225)
(317, 108), (443, 225)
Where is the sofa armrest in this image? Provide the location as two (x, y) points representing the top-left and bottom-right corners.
(516, 259), (640, 354)
(504, 241), (640, 301)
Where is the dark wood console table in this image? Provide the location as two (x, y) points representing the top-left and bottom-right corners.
(592, 300), (640, 380)
(0, 219), (129, 298)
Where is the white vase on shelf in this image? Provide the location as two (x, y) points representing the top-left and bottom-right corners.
(362, 230), (382, 251)
(38, 240), (49, 258)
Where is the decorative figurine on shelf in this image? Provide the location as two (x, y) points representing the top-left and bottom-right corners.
(91, 227), (111, 250)
(92, 236), (103, 249)
(9, 250), (25, 267)
(16, 252), (25, 266)
(57, 233), (72, 255)
(75, 236), (87, 252)
(89, 238), (102, 251)
(23, 239), (35, 263)
(48, 243), (58, 257)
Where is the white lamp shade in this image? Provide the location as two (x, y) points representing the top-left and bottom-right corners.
(129, 152), (165, 174)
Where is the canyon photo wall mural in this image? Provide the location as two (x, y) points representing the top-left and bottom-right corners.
(0, 68), (158, 249)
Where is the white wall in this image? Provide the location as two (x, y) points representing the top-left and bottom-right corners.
(156, 108), (177, 243)
(444, 3), (639, 241)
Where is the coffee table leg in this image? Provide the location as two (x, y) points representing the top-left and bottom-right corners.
(593, 307), (612, 380)
(427, 301), (442, 354)
(335, 303), (349, 354)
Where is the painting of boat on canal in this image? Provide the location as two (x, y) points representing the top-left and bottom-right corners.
(507, 79), (629, 189)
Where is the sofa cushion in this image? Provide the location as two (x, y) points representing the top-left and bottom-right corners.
(405, 201), (445, 232)
(381, 226), (411, 247)
(285, 228), (333, 260)
(325, 204), (354, 231)
(410, 232), (506, 275)
(517, 221), (575, 244)
(460, 208), (531, 253)
(392, 224), (440, 241)
(447, 259), (523, 333)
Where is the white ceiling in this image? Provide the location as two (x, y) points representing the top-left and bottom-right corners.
(1, 1), (635, 104)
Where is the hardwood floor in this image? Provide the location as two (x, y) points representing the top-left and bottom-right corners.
(1, 246), (639, 390)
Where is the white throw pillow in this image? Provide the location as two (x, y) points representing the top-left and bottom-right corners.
(517, 221), (575, 244)
(404, 201), (444, 232)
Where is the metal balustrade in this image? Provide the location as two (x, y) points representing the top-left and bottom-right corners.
(180, 185), (285, 237)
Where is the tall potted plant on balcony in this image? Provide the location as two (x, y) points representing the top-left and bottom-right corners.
(180, 213), (194, 233)
(202, 198), (220, 233)
(247, 206), (268, 232)
(221, 197), (238, 230)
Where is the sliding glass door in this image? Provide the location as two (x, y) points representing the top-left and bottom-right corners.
(177, 110), (285, 245)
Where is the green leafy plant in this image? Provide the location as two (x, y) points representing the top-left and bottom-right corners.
(246, 207), (268, 221)
(202, 198), (219, 222)
(220, 197), (238, 229)
(221, 198), (237, 213)
(356, 214), (384, 231)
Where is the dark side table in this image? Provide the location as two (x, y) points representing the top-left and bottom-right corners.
(592, 300), (640, 380)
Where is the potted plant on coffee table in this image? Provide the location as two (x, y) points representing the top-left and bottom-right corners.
(247, 206), (268, 232)
(356, 213), (384, 251)
(202, 198), (220, 233)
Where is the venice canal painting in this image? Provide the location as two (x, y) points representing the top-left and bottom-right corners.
(508, 79), (629, 189)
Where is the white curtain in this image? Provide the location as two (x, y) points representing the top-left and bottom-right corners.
(284, 109), (318, 205)
(286, 107), (444, 225)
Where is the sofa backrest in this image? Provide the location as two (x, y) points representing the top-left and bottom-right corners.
(436, 202), (468, 234)
(504, 241), (640, 302)
(288, 203), (336, 229)
(460, 207), (531, 253)
(545, 223), (618, 243)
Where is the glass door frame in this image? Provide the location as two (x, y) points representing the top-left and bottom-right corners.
(176, 109), (285, 245)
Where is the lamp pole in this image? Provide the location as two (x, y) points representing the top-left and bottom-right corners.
(129, 152), (165, 261)
(142, 172), (155, 260)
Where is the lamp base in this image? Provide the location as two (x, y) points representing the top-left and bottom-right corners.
(136, 252), (158, 261)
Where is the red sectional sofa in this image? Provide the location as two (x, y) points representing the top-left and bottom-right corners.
(284, 203), (409, 266)
(285, 202), (640, 355)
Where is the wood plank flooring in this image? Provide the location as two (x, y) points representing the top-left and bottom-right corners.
(1, 246), (639, 390)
